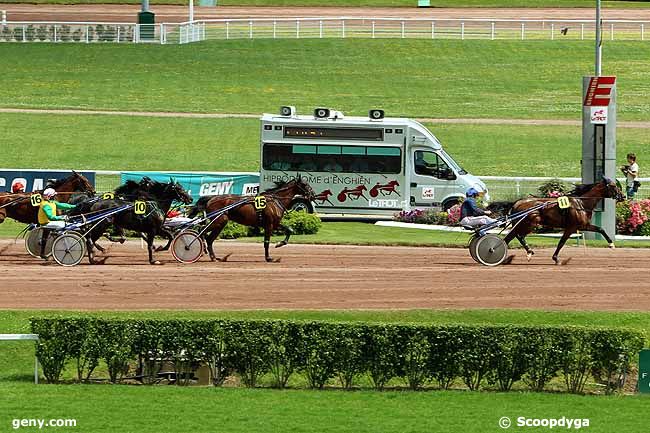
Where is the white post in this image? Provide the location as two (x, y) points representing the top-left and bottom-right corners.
(202, 22), (205, 41)
(34, 356), (39, 384)
(551, 23), (554, 40)
(117, 25), (121, 42)
(1, 10), (6, 25)
(86, 25), (89, 43)
(296, 19), (299, 38)
(226, 20), (229, 39)
(642, 24), (645, 41)
(431, 21), (435, 39)
(581, 23), (584, 40)
(249, 20), (252, 39)
(22, 25), (26, 42)
(521, 22), (525, 40)
(610, 22), (614, 40)
(461, 22), (464, 40)
(401, 21), (404, 39)
(273, 20), (276, 39)
(53, 25), (57, 42)
(319, 20), (323, 38)
(160, 23), (164, 44)
(372, 20), (375, 38)
(342, 19), (345, 38)
(189, 0), (194, 23)
(491, 22), (495, 40)
(596, 0), (602, 76)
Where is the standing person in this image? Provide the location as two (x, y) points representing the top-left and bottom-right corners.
(38, 188), (75, 259)
(459, 187), (496, 228)
(621, 153), (639, 200)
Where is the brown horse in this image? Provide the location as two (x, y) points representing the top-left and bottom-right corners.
(503, 178), (625, 264)
(0, 171), (95, 225)
(191, 177), (315, 262)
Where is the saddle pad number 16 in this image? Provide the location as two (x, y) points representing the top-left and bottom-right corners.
(30, 194), (42, 207)
(557, 196), (571, 209)
(254, 196), (267, 210)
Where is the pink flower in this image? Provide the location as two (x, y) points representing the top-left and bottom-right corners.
(548, 191), (562, 198)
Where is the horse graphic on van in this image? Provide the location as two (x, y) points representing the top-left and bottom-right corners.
(337, 185), (368, 202)
(314, 189), (334, 206)
(369, 180), (400, 198)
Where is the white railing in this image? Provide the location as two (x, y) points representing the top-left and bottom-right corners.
(0, 22), (182, 44)
(2, 18), (650, 44)
(178, 17), (650, 44)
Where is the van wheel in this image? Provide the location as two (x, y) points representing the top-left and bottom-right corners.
(289, 200), (313, 213)
(443, 199), (461, 211)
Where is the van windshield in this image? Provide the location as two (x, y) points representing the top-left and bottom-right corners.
(440, 149), (466, 175)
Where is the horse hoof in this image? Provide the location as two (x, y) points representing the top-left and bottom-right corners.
(266, 257), (274, 262)
(502, 255), (515, 265)
(275, 241), (287, 248)
(609, 243), (615, 249)
(151, 260), (162, 265)
(526, 252), (534, 262)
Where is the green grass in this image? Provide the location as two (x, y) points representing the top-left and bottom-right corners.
(2, 113), (649, 178)
(2, 40), (650, 120)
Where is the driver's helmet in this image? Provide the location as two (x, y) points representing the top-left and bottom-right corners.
(12, 182), (25, 193)
(466, 187), (479, 198)
(42, 188), (57, 199)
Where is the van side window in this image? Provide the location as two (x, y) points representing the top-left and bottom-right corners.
(414, 151), (453, 179)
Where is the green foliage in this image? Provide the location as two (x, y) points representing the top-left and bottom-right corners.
(537, 178), (571, 197)
(219, 221), (252, 239)
(30, 318), (644, 393)
(279, 211), (322, 235)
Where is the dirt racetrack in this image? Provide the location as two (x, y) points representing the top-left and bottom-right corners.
(0, 239), (646, 311)
(4, 5), (650, 23)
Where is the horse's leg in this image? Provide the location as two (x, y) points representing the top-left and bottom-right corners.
(504, 223), (535, 260)
(581, 224), (615, 248)
(264, 229), (273, 262)
(146, 232), (161, 265)
(275, 224), (293, 248)
(205, 217), (228, 262)
(552, 229), (574, 265)
(155, 228), (175, 252)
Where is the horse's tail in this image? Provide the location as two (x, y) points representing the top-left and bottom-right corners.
(187, 196), (212, 217)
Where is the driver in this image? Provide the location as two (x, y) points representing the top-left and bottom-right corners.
(459, 187), (496, 228)
(38, 188), (76, 259)
(12, 182), (25, 194)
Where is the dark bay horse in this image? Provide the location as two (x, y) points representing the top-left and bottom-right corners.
(79, 180), (192, 264)
(0, 171), (95, 225)
(503, 178), (625, 264)
(190, 177), (315, 262)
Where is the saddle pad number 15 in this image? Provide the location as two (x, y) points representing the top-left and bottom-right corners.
(557, 196), (571, 209)
(30, 194), (42, 207)
(254, 196), (267, 210)
(134, 201), (147, 215)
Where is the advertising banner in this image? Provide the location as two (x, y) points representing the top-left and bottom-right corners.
(121, 172), (260, 202)
(0, 169), (96, 193)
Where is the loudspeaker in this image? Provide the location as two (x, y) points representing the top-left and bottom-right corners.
(369, 109), (385, 120)
(314, 108), (330, 119)
(280, 106), (296, 117)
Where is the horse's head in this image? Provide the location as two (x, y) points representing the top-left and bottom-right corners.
(139, 176), (155, 190)
(603, 177), (625, 202)
(294, 175), (316, 202)
(165, 181), (193, 205)
(71, 171), (96, 195)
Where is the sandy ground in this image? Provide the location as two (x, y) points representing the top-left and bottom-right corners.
(0, 239), (644, 311)
(2, 5), (650, 23)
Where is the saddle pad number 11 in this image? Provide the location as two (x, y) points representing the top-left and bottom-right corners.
(557, 196), (571, 209)
(254, 196), (267, 210)
(30, 194), (42, 207)
(134, 201), (147, 215)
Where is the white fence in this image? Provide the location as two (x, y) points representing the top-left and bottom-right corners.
(179, 17), (650, 43)
(2, 18), (650, 44)
(91, 171), (647, 202)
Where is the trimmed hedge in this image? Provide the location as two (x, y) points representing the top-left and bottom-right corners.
(30, 318), (643, 394)
(219, 211), (322, 239)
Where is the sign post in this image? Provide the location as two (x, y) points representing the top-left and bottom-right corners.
(581, 75), (616, 240)
(639, 350), (650, 393)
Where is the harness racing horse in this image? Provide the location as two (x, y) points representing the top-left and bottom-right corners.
(503, 178), (625, 264)
(0, 171), (95, 225)
(191, 177), (315, 262)
(80, 180), (192, 265)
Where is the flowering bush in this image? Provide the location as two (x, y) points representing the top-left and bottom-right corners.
(616, 199), (650, 235)
(394, 209), (448, 225)
(538, 179), (571, 198)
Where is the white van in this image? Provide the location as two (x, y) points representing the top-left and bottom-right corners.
(259, 106), (488, 215)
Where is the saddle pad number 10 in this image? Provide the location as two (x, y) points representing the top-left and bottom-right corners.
(557, 196), (571, 209)
(134, 201), (147, 215)
(30, 194), (42, 207)
(254, 196), (267, 210)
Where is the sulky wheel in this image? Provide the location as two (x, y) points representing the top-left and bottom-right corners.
(475, 234), (508, 267)
(25, 227), (54, 258)
(51, 232), (86, 267)
(468, 235), (481, 263)
(171, 230), (204, 264)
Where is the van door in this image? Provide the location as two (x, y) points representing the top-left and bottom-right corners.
(409, 149), (457, 209)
